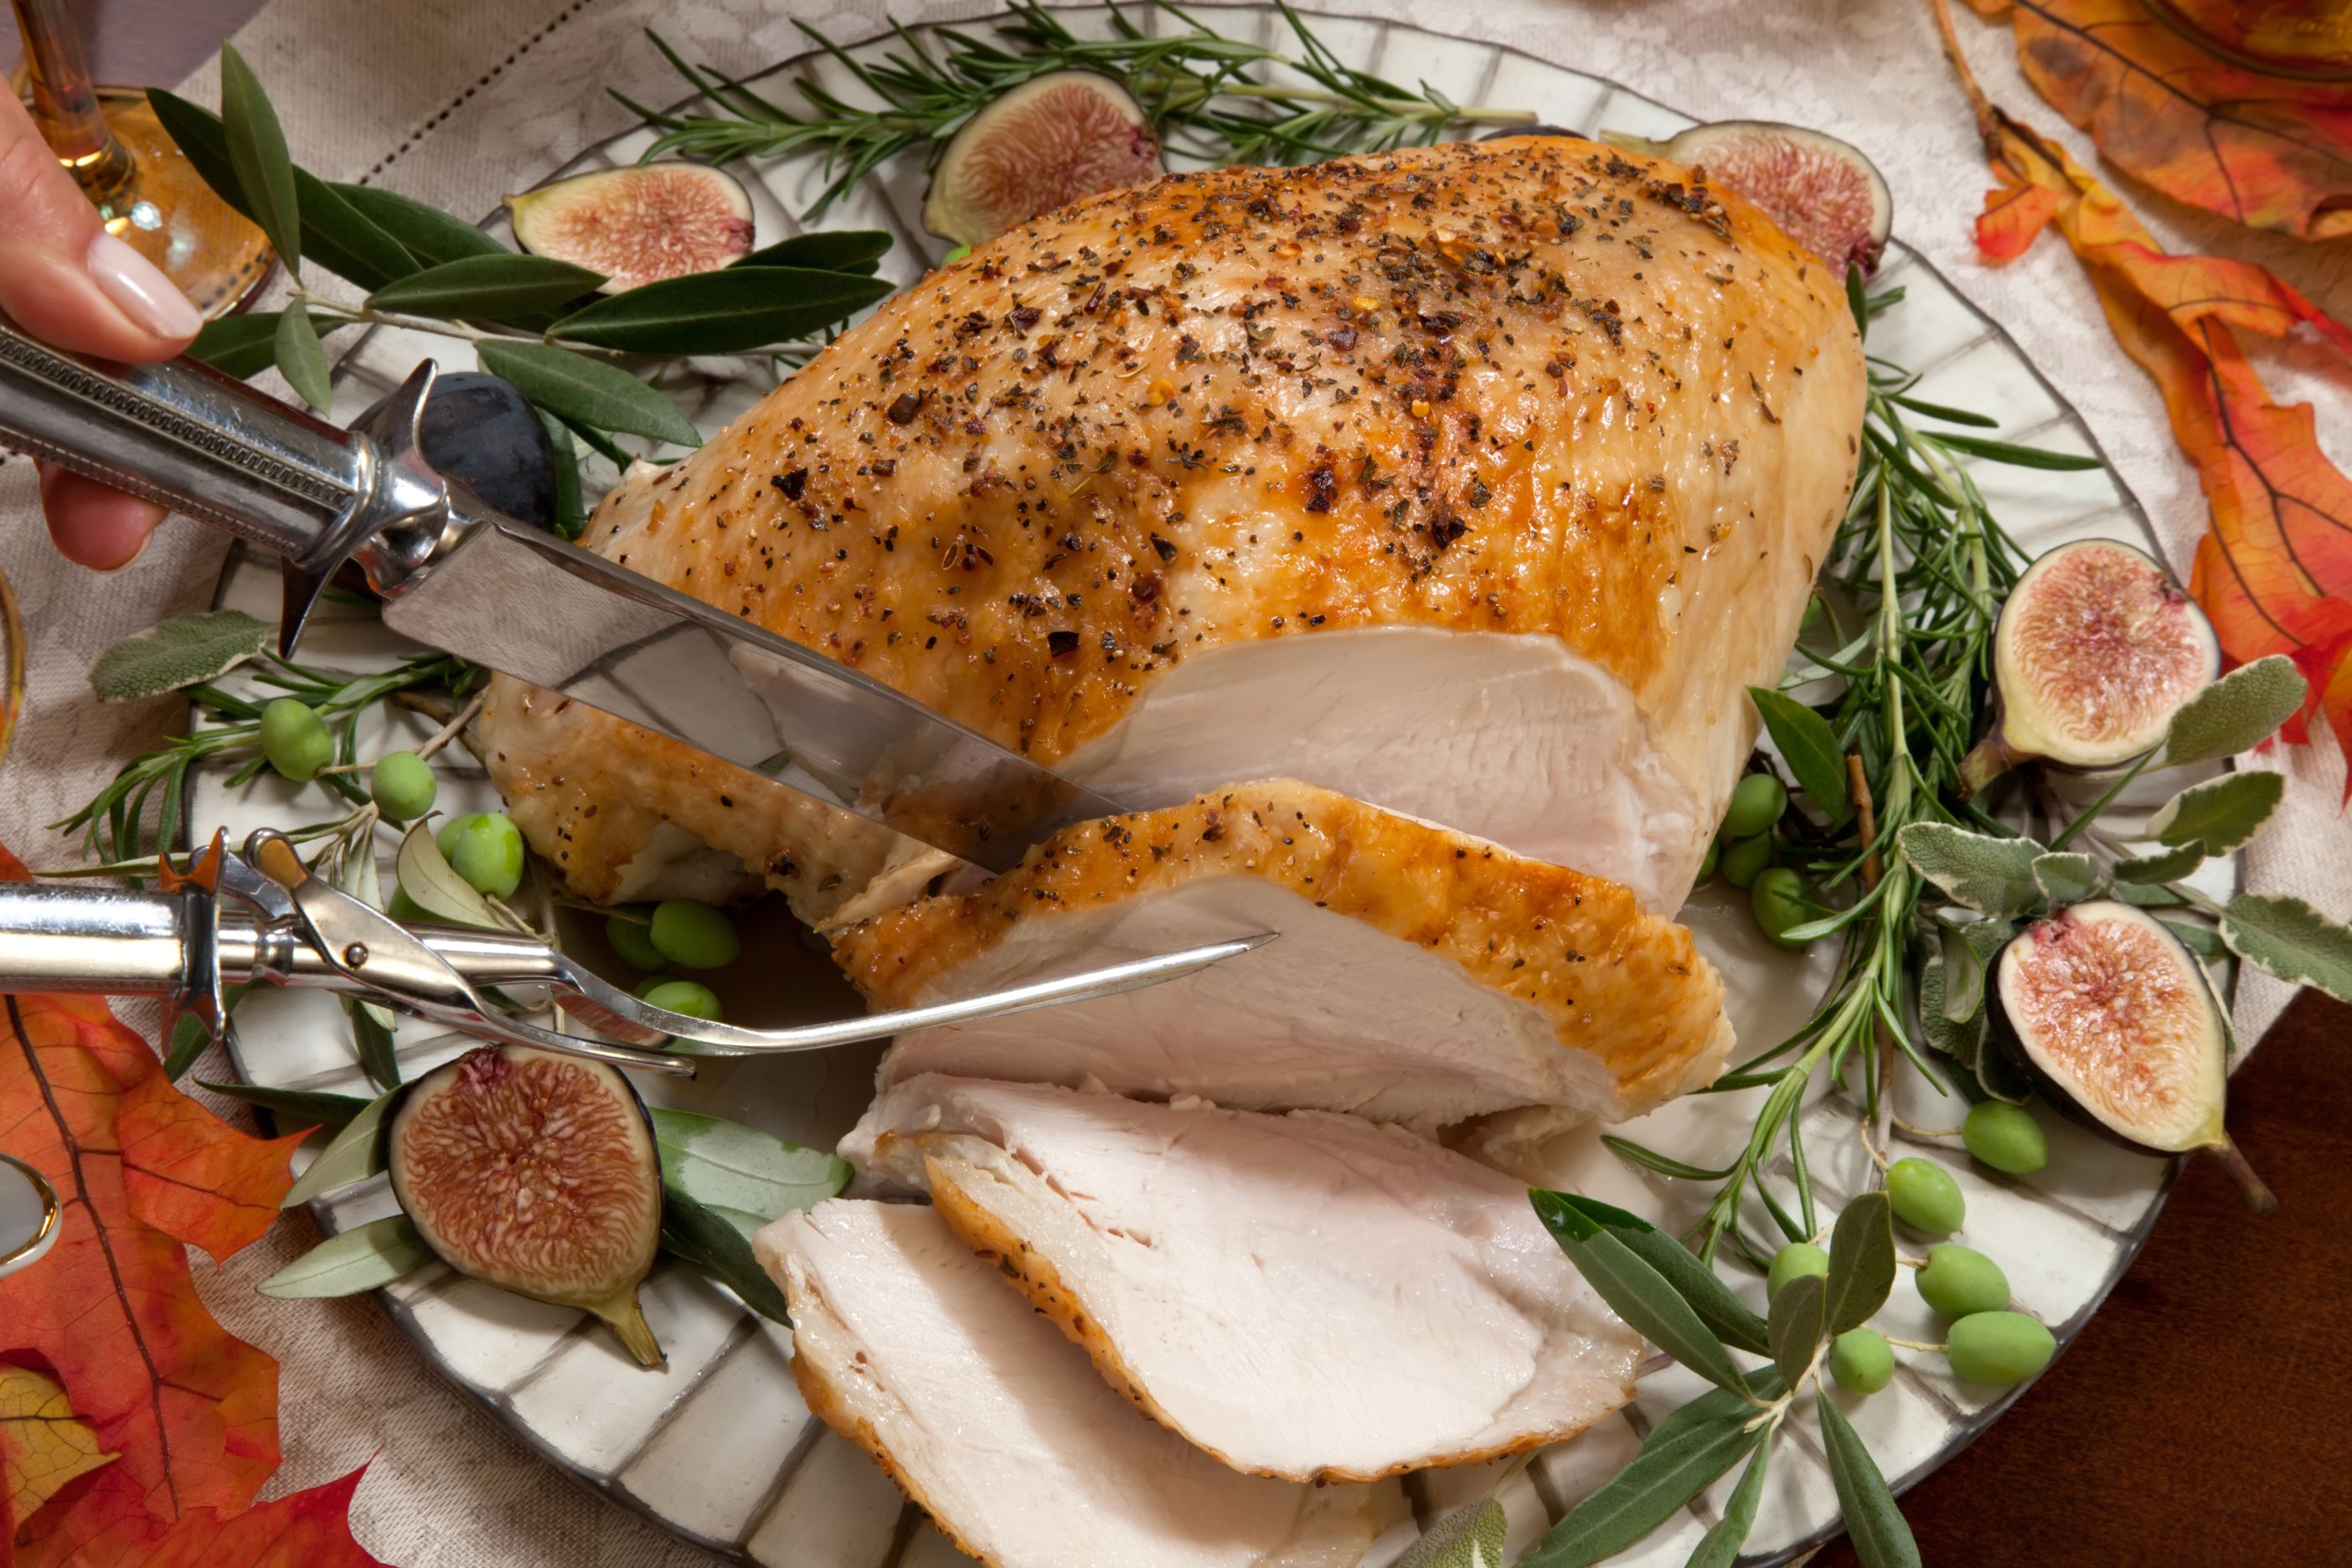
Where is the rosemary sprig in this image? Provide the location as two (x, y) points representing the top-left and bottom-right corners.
(622, 0), (1535, 219)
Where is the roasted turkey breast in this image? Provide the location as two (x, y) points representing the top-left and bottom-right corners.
(478, 132), (1864, 911)
(833, 780), (1730, 1129)
(848, 1075), (1645, 1482)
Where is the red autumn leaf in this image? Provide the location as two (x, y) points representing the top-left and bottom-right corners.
(1973, 0), (2352, 240)
(116, 1071), (309, 1266)
(19, 1465), (384, 1568)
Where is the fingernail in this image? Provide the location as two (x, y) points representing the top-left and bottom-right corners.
(85, 231), (203, 340)
(92, 527), (154, 575)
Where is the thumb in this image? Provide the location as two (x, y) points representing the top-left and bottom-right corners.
(0, 91), (201, 359)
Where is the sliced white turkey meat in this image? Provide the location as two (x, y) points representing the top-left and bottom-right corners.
(833, 780), (1730, 1131)
(757, 1199), (1398, 1568)
(848, 1075), (1644, 1481)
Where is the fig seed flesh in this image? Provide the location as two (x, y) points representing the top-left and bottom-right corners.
(508, 164), (756, 293)
(922, 73), (1163, 246)
(1646, 121), (1892, 275)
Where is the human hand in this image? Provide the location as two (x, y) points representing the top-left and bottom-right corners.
(1, 90), (203, 570)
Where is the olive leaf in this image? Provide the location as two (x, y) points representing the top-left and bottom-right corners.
(1518, 1385), (1772, 1568)
(1748, 688), (1849, 821)
(1896, 823), (2044, 919)
(345, 998), (401, 1093)
(281, 1089), (394, 1208)
(1393, 1496), (1508, 1568)
(473, 339), (701, 447)
(1532, 1192), (1751, 1396)
(196, 1079), (370, 1130)
(88, 609), (273, 702)
(540, 411), (586, 540)
(1767, 1271), (1825, 1387)
(649, 1107), (850, 1220)
(1818, 1396), (1921, 1568)
(2218, 894), (2352, 1004)
(368, 254), (607, 319)
(217, 46), (301, 271)
(191, 309), (349, 379)
(164, 982), (249, 1080)
(2148, 770), (2286, 856)
(1823, 1191), (1896, 1334)
(273, 304), (333, 413)
(393, 820), (503, 928)
(2030, 851), (2103, 908)
(2161, 655), (2307, 769)
(660, 1187), (791, 1324)
(738, 230), (892, 274)
(1536, 1194), (1769, 1356)
(332, 183), (508, 268)
(2115, 843), (2205, 885)
(1684, 1441), (1770, 1568)
(260, 1215), (431, 1298)
(548, 266), (895, 355)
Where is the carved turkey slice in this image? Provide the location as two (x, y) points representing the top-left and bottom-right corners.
(756, 1199), (1398, 1568)
(848, 1075), (1644, 1481)
(478, 132), (1864, 912)
(833, 780), (1730, 1131)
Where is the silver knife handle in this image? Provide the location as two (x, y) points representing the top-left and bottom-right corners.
(0, 317), (457, 652)
(0, 882), (203, 996)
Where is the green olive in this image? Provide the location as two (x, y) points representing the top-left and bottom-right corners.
(1915, 1245), (2009, 1318)
(1963, 1101), (2050, 1175)
(386, 884), (431, 923)
(1696, 837), (1720, 882)
(1749, 867), (1814, 950)
(942, 244), (972, 264)
(1720, 773), (1788, 840)
(445, 812), (525, 899)
(259, 699), (333, 782)
(637, 977), (721, 1022)
(1719, 833), (1772, 890)
(1885, 1158), (1965, 1235)
(369, 750), (437, 823)
(1767, 1241), (1829, 1300)
(436, 812), (486, 859)
(606, 910), (668, 973)
(1830, 1328), (1894, 1395)
(1945, 1310), (2055, 1386)
(650, 899), (741, 970)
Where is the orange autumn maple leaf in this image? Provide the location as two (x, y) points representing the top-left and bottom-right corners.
(1968, 0), (2352, 240)
(21, 1467), (385, 1568)
(1939, 0), (2352, 786)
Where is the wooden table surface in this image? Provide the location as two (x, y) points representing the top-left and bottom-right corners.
(13, 4), (2351, 1565)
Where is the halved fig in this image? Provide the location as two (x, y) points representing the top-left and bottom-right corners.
(921, 72), (1163, 246)
(1965, 539), (2220, 794)
(1605, 121), (1891, 274)
(508, 164), (755, 293)
(388, 1044), (668, 1363)
(1994, 900), (2270, 1210)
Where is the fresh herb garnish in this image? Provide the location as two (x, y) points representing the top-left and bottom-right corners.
(622, 0), (1535, 219)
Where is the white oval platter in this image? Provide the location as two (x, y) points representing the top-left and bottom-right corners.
(196, 6), (2236, 1565)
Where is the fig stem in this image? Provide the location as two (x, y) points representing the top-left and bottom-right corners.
(2205, 1136), (2278, 1215)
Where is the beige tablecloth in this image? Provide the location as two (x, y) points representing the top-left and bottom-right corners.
(2, 2), (2345, 1561)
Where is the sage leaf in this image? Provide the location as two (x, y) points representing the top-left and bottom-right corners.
(2161, 918), (2227, 961)
(474, 339), (700, 447)
(549, 266), (895, 354)
(1824, 1191), (1896, 1333)
(1896, 823), (2043, 918)
(660, 1186), (791, 1323)
(1532, 1191), (1750, 1395)
(394, 820), (503, 927)
(1748, 688), (1849, 820)
(1684, 1439), (1770, 1568)
(281, 1090), (394, 1207)
(1394, 1496), (1508, 1568)
(2115, 843), (2205, 885)
(649, 1107), (850, 1220)
(259, 1215), (430, 1297)
(2110, 879), (2188, 908)
(1767, 1271), (1824, 1387)
(333, 183), (508, 267)
(1519, 1398), (1765, 1568)
(369, 254), (606, 318)
(1818, 1395), (1921, 1568)
(1935, 919), (2008, 1024)
(89, 610), (272, 702)
(218, 46), (300, 272)
(2148, 769), (2285, 855)
(1920, 954), (2030, 1102)
(273, 303), (332, 412)
(2030, 851), (2103, 907)
(1928, 432), (2102, 471)
(2219, 893), (2352, 1004)
(196, 1078), (369, 1130)
(1540, 1194), (1770, 1357)
(2163, 655), (2306, 768)
(739, 230), (891, 274)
